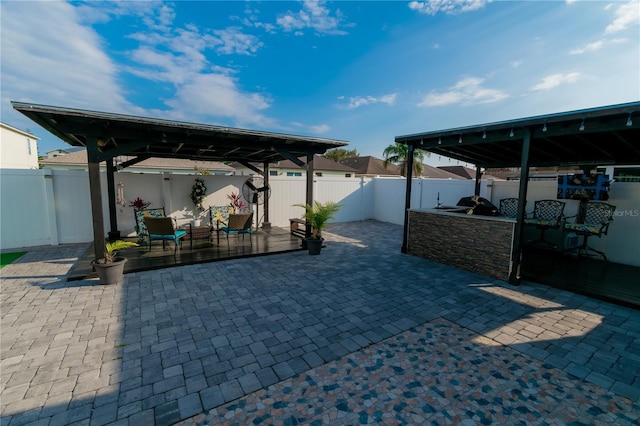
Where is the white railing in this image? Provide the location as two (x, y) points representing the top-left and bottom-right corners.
(1, 170), (638, 267)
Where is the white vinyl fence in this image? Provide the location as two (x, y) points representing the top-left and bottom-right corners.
(1, 169), (638, 266)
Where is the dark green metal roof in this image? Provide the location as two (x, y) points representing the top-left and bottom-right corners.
(395, 102), (640, 168)
(12, 102), (349, 164)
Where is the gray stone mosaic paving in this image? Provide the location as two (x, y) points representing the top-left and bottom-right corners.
(1, 220), (639, 426)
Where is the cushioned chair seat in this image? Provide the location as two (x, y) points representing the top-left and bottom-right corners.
(564, 223), (603, 235)
(143, 217), (186, 255)
(149, 230), (187, 240)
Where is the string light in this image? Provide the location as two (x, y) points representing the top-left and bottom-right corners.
(509, 128), (514, 137)
(579, 119), (585, 131)
(627, 113), (633, 127)
(482, 131), (487, 139)
(458, 135), (463, 143)
(542, 122), (547, 132)
(438, 137), (442, 145)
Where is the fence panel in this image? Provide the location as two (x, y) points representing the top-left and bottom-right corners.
(0, 169), (52, 249)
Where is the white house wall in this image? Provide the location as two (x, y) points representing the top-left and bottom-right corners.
(1, 170), (638, 267)
(0, 124), (39, 169)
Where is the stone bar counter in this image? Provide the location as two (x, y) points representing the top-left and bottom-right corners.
(407, 207), (516, 281)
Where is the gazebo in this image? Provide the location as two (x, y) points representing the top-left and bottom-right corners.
(395, 101), (640, 284)
(12, 102), (349, 260)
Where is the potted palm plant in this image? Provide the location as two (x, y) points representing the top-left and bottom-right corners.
(293, 201), (342, 255)
(91, 240), (139, 285)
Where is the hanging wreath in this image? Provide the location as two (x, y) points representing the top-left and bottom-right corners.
(190, 178), (207, 210)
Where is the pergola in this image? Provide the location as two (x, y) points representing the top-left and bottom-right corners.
(12, 102), (349, 260)
(395, 101), (640, 284)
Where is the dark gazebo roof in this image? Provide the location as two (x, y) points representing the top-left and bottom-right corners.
(395, 101), (640, 168)
(12, 102), (348, 163)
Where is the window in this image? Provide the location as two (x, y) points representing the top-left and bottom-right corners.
(345, 173), (352, 178)
(286, 172), (302, 177)
(269, 170), (278, 176)
(27, 139), (32, 155)
(315, 172), (323, 177)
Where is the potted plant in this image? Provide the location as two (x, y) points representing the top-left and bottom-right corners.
(129, 197), (151, 211)
(91, 240), (139, 285)
(293, 201), (342, 255)
(227, 192), (246, 214)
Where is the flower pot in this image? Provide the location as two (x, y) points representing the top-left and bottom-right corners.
(92, 257), (127, 285)
(305, 238), (323, 255)
(193, 219), (202, 227)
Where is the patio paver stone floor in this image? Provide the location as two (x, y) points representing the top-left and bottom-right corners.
(1, 220), (639, 426)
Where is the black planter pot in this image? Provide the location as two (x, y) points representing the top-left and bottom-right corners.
(305, 238), (323, 255)
(92, 257), (127, 285)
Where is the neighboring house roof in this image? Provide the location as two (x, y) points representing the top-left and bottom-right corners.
(39, 150), (234, 173)
(231, 155), (358, 173)
(419, 164), (464, 179)
(0, 121), (39, 139)
(45, 147), (84, 158)
(340, 156), (401, 176)
(341, 156), (464, 179)
(437, 165), (502, 180)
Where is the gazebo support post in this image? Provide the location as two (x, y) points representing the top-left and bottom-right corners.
(474, 167), (482, 196)
(262, 161), (271, 229)
(401, 143), (415, 253)
(106, 159), (120, 241)
(303, 153), (314, 247)
(509, 127), (532, 285)
(86, 136), (106, 262)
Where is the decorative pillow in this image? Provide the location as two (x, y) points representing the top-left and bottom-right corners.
(134, 207), (166, 240)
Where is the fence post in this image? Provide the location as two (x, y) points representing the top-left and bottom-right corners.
(44, 169), (59, 245)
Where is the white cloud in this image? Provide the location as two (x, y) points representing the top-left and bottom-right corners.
(570, 40), (605, 54)
(165, 73), (272, 127)
(343, 93), (397, 109)
(605, 1), (640, 34)
(418, 77), (508, 107)
(277, 0), (350, 35)
(531, 72), (582, 91)
(409, 0), (489, 16)
(0, 1), (130, 115)
(308, 124), (331, 133)
(211, 27), (263, 55)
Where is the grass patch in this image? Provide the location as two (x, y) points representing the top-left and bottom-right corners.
(0, 251), (26, 268)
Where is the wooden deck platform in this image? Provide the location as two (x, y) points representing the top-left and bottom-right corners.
(69, 226), (303, 281)
(520, 246), (640, 309)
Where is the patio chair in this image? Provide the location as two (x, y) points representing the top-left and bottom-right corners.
(134, 207), (166, 244)
(564, 201), (616, 261)
(143, 216), (186, 255)
(499, 197), (520, 218)
(220, 213), (253, 248)
(524, 199), (566, 249)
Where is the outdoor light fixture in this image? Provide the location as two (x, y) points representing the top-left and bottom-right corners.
(542, 122), (548, 132)
(509, 128), (514, 137)
(579, 119), (585, 131)
(420, 138), (424, 145)
(627, 113), (633, 127)
(438, 137), (442, 144)
(482, 131), (487, 139)
(458, 135), (463, 143)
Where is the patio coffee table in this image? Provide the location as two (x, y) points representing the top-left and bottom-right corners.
(181, 224), (212, 249)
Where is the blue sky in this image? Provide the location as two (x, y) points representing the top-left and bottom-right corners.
(2, 0), (639, 166)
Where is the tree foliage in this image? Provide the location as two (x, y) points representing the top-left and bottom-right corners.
(382, 143), (428, 177)
(323, 148), (359, 162)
